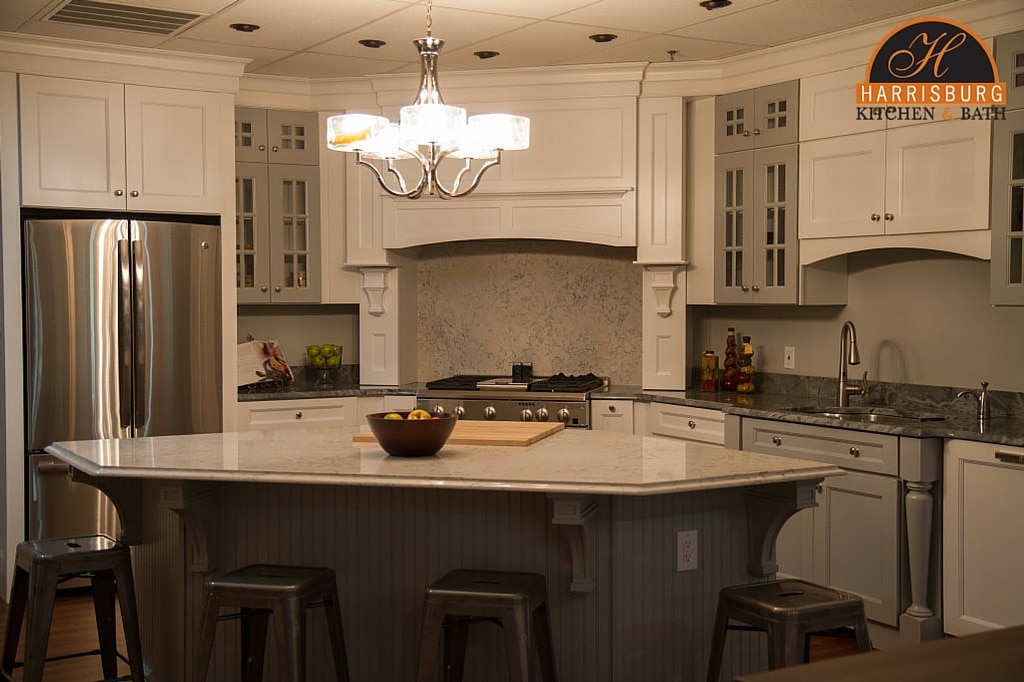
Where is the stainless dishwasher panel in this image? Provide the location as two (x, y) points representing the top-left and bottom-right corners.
(29, 453), (120, 541)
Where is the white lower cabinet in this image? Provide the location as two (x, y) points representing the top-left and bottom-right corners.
(590, 399), (635, 434)
(641, 403), (724, 445)
(237, 397), (359, 431)
(740, 417), (942, 641)
(943, 439), (1024, 636)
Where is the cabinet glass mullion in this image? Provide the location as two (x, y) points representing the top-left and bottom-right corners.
(723, 167), (745, 288)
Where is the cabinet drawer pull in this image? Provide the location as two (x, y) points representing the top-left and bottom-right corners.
(996, 451), (1024, 464)
(130, 190), (140, 197)
(771, 436), (782, 446)
(607, 405), (616, 413)
(884, 212), (894, 221)
(871, 213), (881, 221)
(849, 446), (860, 457)
(295, 411), (303, 419)
(688, 420), (697, 429)
(114, 189), (124, 197)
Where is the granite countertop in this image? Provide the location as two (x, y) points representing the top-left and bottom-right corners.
(45, 429), (841, 496)
(238, 366), (417, 402)
(600, 385), (1024, 447)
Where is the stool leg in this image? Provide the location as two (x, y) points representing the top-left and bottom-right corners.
(502, 606), (531, 682)
(705, 602), (730, 682)
(193, 592), (222, 682)
(443, 616), (469, 682)
(321, 585), (351, 682)
(769, 622), (806, 669)
(1, 566), (30, 676)
(532, 602), (558, 682)
(91, 571), (120, 680)
(22, 564), (60, 682)
(241, 608), (270, 682)
(416, 601), (445, 682)
(272, 599), (306, 682)
(853, 620), (872, 653)
(112, 552), (146, 682)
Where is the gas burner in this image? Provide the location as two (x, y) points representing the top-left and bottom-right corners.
(528, 373), (605, 392)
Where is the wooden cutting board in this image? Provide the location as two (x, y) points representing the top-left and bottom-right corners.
(353, 420), (564, 446)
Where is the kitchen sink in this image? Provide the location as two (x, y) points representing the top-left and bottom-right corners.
(784, 405), (947, 424)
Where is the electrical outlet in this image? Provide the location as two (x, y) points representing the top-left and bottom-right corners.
(676, 530), (698, 571)
(784, 346), (796, 370)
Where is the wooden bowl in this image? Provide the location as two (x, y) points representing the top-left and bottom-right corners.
(365, 411), (457, 457)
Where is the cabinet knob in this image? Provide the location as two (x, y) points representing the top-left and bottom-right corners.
(274, 285), (282, 292)
(607, 404), (616, 413)
(258, 144), (266, 152)
(295, 411), (303, 419)
(849, 446), (860, 457)
(871, 213), (881, 222)
(884, 212), (894, 221)
(742, 130), (751, 137)
(272, 146), (279, 153)
(752, 285), (760, 292)
(741, 285), (749, 292)
(130, 190), (139, 197)
(753, 128), (762, 136)
(771, 436), (782, 446)
(688, 420), (697, 429)
(261, 285), (268, 292)
(114, 189), (124, 197)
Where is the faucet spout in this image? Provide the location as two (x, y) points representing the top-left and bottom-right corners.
(837, 321), (864, 407)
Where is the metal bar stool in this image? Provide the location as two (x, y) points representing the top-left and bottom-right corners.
(706, 579), (872, 682)
(416, 569), (558, 682)
(193, 563), (349, 682)
(1, 534), (145, 682)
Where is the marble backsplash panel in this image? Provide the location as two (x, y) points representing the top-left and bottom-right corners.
(416, 240), (642, 384)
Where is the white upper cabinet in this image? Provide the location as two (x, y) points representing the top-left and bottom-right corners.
(235, 108), (319, 166)
(798, 67), (991, 260)
(20, 74), (221, 213)
(380, 96), (637, 248)
(990, 108), (1024, 305)
(995, 29), (1024, 111)
(636, 97), (686, 264)
(715, 81), (799, 154)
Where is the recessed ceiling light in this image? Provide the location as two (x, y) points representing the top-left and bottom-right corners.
(229, 23), (260, 33)
(589, 33), (618, 43)
(699, 0), (732, 9)
(473, 50), (500, 60)
(358, 39), (386, 49)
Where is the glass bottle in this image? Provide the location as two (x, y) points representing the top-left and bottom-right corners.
(722, 327), (739, 391)
(701, 350), (719, 392)
(737, 335), (755, 393)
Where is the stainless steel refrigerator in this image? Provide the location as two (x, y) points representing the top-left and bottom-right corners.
(23, 212), (222, 541)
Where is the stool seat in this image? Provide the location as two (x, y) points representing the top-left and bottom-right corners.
(416, 569), (557, 682)
(193, 563), (349, 682)
(707, 579), (871, 682)
(1, 534), (145, 682)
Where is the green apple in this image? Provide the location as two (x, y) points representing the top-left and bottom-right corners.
(306, 345), (321, 358)
(325, 355), (340, 368)
(311, 354), (326, 368)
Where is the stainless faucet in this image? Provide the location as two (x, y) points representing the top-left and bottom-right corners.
(957, 381), (991, 421)
(837, 321), (864, 407)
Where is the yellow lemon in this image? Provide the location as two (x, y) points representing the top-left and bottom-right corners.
(383, 412), (403, 420)
(408, 409), (432, 420)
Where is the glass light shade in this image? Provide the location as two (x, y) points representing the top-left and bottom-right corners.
(399, 103), (466, 151)
(450, 114), (531, 159)
(326, 114), (389, 151)
(360, 123), (413, 161)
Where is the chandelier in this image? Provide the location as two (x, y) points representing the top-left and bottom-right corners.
(326, 0), (530, 200)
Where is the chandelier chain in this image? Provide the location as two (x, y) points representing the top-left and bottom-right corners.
(426, 0), (433, 36)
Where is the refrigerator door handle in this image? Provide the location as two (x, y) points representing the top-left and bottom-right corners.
(117, 239), (133, 430)
(132, 239), (148, 430)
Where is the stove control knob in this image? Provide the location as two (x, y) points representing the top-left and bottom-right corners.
(483, 406), (497, 420)
(453, 405), (465, 419)
(520, 408), (533, 422)
(430, 404), (446, 417)
(535, 407), (549, 422)
(557, 408), (571, 423)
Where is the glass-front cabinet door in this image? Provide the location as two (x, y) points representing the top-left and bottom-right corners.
(992, 109), (1024, 305)
(235, 163), (269, 304)
(715, 145), (798, 304)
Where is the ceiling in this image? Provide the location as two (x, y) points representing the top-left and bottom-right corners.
(1, 0), (961, 79)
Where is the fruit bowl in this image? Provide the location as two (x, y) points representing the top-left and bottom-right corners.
(364, 411), (457, 458)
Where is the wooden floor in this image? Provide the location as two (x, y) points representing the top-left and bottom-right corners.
(0, 590), (860, 681)
(0, 589), (130, 682)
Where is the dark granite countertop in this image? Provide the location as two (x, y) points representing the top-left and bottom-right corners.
(238, 366), (417, 402)
(599, 385), (1024, 448)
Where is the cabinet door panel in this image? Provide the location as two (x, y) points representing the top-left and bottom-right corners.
(815, 470), (901, 626)
(753, 80), (799, 149)
(714, 151), (754, 303)
(125, 85), (220, 213)
(995, 29), (1024, 111)
(884, 120), (990, 235)
(751, 144), (798, 303)
(266, 109), (319, 165)
(991, 109), (1024, 304)
(799, 132), (885, 238)
(268, 164), (321, 303)
(19, 75), (126, 209)
(235, 162), (271, 303)
(715, 89), (754, 154)
(235, 106), (269, 164)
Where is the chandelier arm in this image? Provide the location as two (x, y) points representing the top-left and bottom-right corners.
(434, 152), (503, 199)
(354, 151), (433, 199)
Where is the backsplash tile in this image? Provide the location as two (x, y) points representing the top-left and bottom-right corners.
(416, 240), (642, 384)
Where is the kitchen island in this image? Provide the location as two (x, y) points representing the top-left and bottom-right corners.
(47, 427), (842, 682)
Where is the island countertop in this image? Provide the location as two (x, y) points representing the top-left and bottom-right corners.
(45, 426), (842, 496)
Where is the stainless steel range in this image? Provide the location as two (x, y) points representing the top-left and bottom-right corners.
(416, 373), (607, 428)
